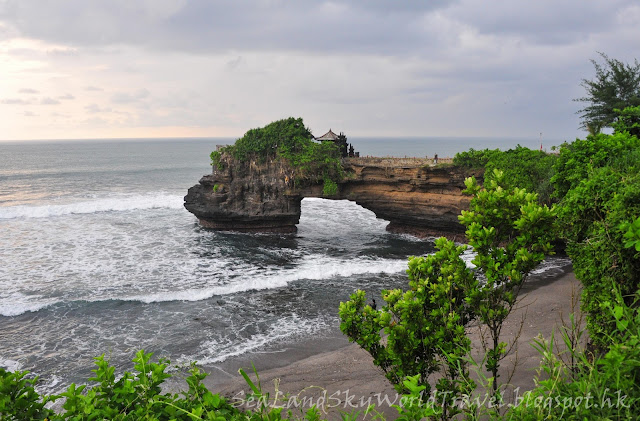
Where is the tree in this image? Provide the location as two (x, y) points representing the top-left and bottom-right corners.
(459, 171), (556, 397)
(339, 169), (556, 412)
(339, 238), (476, 419)
(575, 53), (640, 132)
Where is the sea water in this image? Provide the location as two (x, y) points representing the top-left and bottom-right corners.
(0, 138), (570, 394)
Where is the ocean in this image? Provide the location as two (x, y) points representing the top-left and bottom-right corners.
(0, 137), (570, 394)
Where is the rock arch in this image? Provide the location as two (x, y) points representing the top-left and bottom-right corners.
(184, 158), (480, 239)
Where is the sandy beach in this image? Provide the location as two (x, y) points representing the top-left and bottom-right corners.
(206, 268), (582, 419)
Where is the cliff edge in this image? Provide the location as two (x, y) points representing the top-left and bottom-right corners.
(184, 156), (481, 238)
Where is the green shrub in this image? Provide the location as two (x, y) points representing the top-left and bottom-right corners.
(555, 141), (640, 348)
(322, 178), (338, 196)
(0, 367), (54, 420)
(210, 150), (223, 170)
(552, 131), (640, 198)
(452, 148), (497, 168)
(339, 169), (555, 416)
(453, 146), (558, 205)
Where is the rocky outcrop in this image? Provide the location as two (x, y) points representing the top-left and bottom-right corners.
(184, 157), (482, 238)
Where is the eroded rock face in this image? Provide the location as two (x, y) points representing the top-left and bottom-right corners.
(184, 158), (302, 232)
(184, 157), (481, 237)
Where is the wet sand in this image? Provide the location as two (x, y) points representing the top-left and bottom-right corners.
(206, 269), (582, 419)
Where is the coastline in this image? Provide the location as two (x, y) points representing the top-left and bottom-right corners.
(204, 265), (580, 419)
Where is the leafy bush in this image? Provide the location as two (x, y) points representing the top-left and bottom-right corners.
(339, 237), (476, 418)
(224, 117), (314, 162)
(553, 133), (640, 348)
(459, 171), (556, 396)
(453, 146), (558, 205)
(339, 169), (555, 416)
(551, 131), (640, 198)
(453, 148), (496, 168)
(0, 367), (54, 420)
(612, 105), (640, 137)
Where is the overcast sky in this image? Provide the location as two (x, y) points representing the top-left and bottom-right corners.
(1, 0), (639, 141)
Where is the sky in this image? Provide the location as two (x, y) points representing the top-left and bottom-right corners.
(1, 0), (639, 141)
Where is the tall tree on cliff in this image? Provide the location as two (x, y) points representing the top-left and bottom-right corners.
(576, 53), (640, 134)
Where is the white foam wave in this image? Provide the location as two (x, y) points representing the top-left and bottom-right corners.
(0, 193), (184, 219)
(0, 357), (22, 372)
(0, 292), (58, 317)
(195, 314), (332, 365)
(531, 257), (573, 275)
(125, 256), (408, 304)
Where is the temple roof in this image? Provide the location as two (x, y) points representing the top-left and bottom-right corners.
(315, 129), (340, 141)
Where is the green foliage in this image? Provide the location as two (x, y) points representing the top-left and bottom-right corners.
(575, 53), (640, 132)
(322, 178), (338, 196)
(279, 136), (343, 187)
(0, 368), (54, 420)
(621, 217), (640, 253)
(551, 131), (640, 198)
(553, 131), (640, 348)
(453, 146), (558, 205)
(213, 184), (220, 193)
(339, 237), (476, 418)
(210, 150), (223, 170)
(459, 170), (556, 395)
(224, 117), (314, 162)
(452, 148), (496, 168)
(56, 350), (240, 420)
(611, 105), (640, 137)
(340, 170), (555, 413)
(504, 289), (640, 419)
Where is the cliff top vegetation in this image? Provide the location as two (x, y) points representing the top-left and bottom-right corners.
(211, 117), (343, 195)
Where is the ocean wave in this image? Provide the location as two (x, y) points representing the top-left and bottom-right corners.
(0, 256), (407, 316)
(195, 314), (333, 365)
(124, 256), (408, 304)
(0, 193), (184, 219)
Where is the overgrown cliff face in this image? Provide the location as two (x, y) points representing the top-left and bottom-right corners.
(184, 156), (481, 237)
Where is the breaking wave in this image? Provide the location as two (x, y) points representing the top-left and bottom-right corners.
(0, 193), (184, 219)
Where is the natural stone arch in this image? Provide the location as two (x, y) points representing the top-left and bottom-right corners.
(184, 158), (480, 239)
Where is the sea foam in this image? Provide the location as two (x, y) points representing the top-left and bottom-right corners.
(0, 193), (184, 219)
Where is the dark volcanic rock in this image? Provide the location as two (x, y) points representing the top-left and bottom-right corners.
(184, 156), (482, 237)
(184, 158), (302, 232)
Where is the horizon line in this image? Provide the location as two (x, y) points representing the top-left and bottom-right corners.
(0, 134), (579, 143)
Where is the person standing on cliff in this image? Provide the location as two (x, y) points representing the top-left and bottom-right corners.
(434, 154), (438, 164)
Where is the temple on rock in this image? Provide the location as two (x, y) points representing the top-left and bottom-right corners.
(315, 129), (358, 158)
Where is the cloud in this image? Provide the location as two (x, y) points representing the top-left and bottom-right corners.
(1, 0), (639, 141)
(85, 103), (112, 114)
(1, 98), (29, 105)
(110, 88), (150, 104)
(47, 47), (78, 56)
(40, 97), (60, 105)
(0, 1), (455, 55)
(19, 88), (39, 94)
